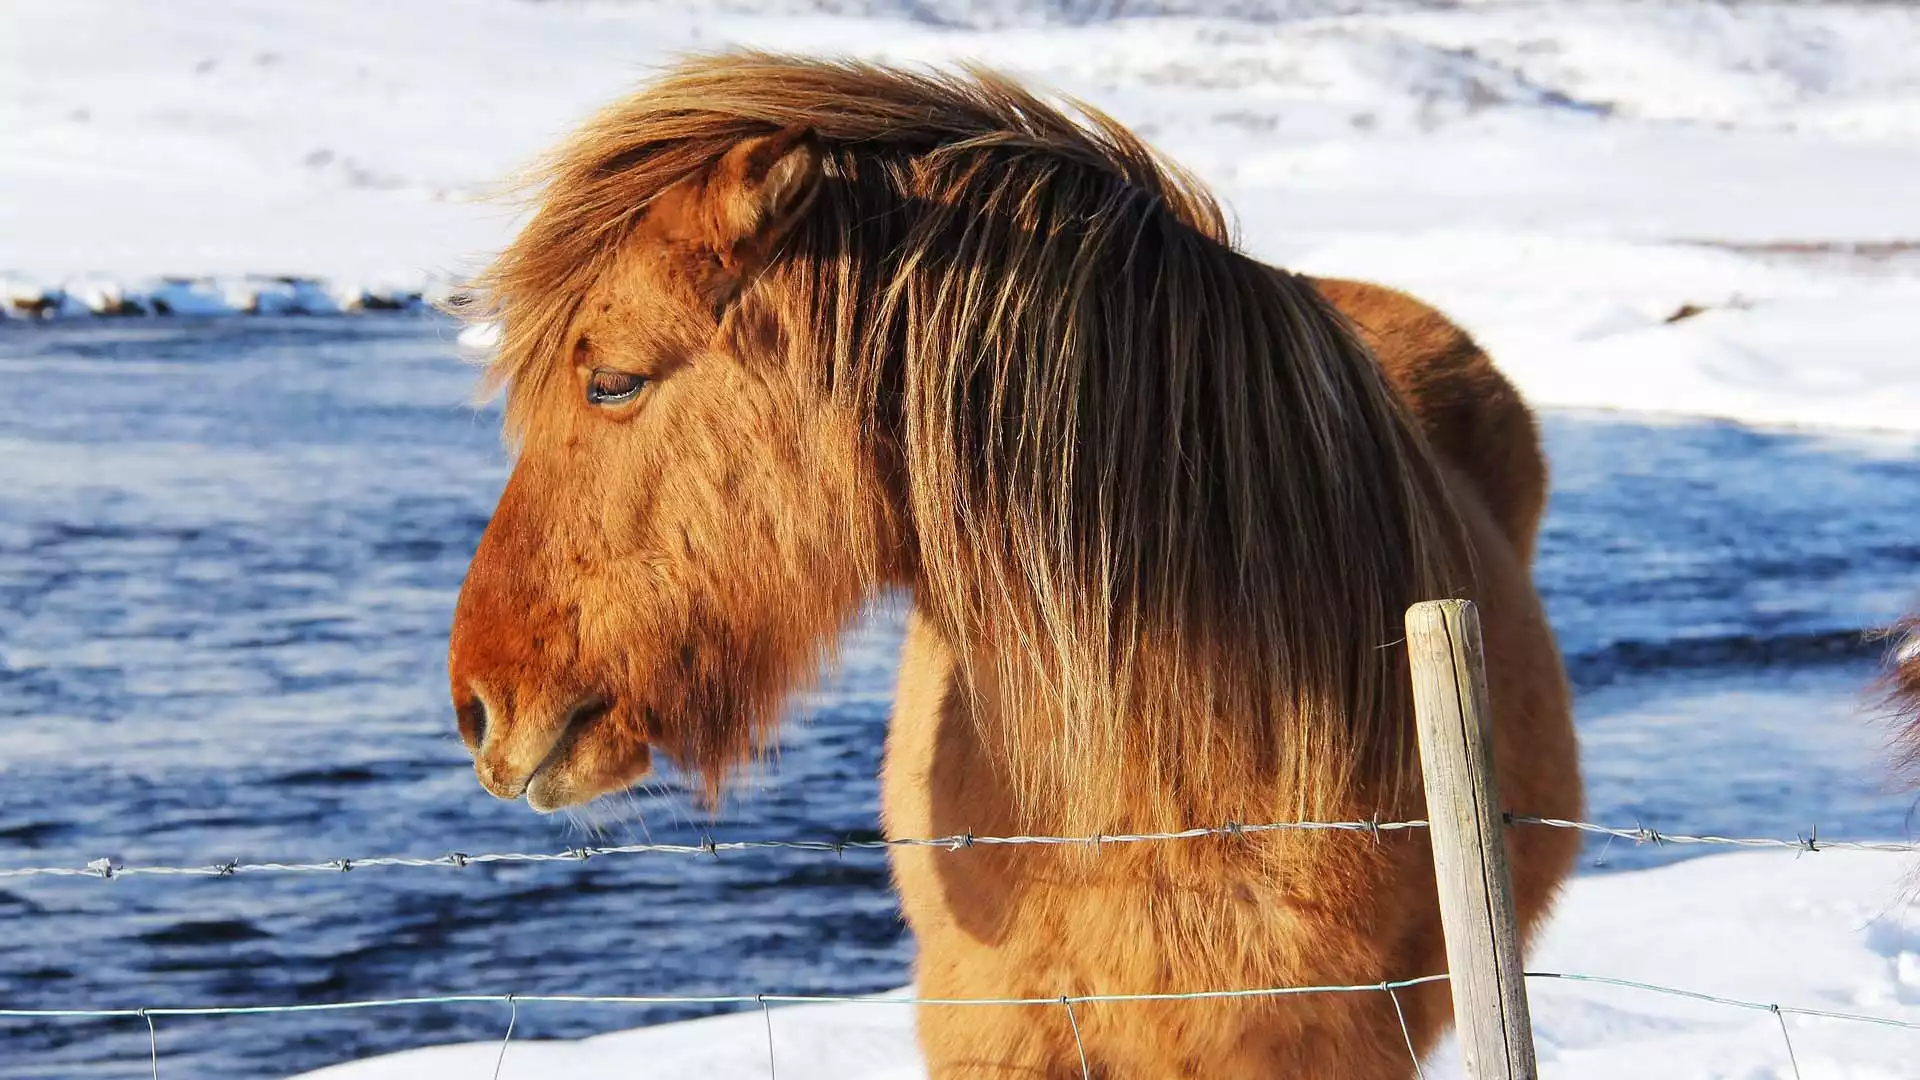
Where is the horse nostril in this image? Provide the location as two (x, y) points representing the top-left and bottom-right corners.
(456, 692), (488, 753)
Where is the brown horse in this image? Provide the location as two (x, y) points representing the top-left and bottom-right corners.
(446, 53), (1582, 1078)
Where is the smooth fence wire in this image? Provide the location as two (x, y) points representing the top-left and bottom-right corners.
(1, 816), (1914, 881)
(0, 977), (1456, 1019)
(2, 974), (1912, 1073)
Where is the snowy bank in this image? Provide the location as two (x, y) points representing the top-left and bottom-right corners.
(293, 850), (1920, 1080)
(1, 275), (434, 318)
(4, 1), (1918, 431)
(1295, 233), (1920, 434)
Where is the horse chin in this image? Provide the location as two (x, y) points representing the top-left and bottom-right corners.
(524, 714), (653, 814)
(524, 769), (586, 814)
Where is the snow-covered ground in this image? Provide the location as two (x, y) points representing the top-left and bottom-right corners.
(292, 850), (1920, 1080)
(3, 0), (1918, 429)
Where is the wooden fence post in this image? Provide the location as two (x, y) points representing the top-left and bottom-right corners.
(1405, 599), (1538, 1080)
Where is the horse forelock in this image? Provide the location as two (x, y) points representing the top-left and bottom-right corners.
(464, 52), (1460, 825)
(460, 52), (1227, 426)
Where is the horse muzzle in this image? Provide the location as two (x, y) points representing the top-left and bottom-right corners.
(459, 689), (636, 812)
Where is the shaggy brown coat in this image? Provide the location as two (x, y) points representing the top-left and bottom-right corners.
(447, 53), (1582, 1078)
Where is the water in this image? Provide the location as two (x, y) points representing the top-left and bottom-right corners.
(0, 319), (1914, 1078)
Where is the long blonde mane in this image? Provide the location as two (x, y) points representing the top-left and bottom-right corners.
(466, 53), (1460, 827)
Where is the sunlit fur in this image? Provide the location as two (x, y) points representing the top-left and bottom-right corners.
(449, 52), (1582, 1078)
(1884, 615), (1920, 785)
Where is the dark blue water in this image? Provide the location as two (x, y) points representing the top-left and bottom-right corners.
(0, 320), (1915, 1078)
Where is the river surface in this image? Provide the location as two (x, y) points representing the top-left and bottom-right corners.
(0, 319), (1916, 1078)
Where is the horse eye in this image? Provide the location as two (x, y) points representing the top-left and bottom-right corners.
(586, 369), (647, 406)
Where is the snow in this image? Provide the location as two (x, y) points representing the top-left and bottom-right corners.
(3, 0), (1918, 430)
(290, 849), (1920, 1080)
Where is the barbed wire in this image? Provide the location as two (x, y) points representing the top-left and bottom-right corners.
(0, 815), (1913, 882)
(1508, 816), (1920, 854)
(0, 818), (1428, 880)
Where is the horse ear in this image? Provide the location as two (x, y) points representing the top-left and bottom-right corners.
(707, 126), (823, 266)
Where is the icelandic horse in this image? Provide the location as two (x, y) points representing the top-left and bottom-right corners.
(445, 53), (1583, 1078)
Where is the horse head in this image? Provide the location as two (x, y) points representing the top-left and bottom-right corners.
(449, 124), (905, 811)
